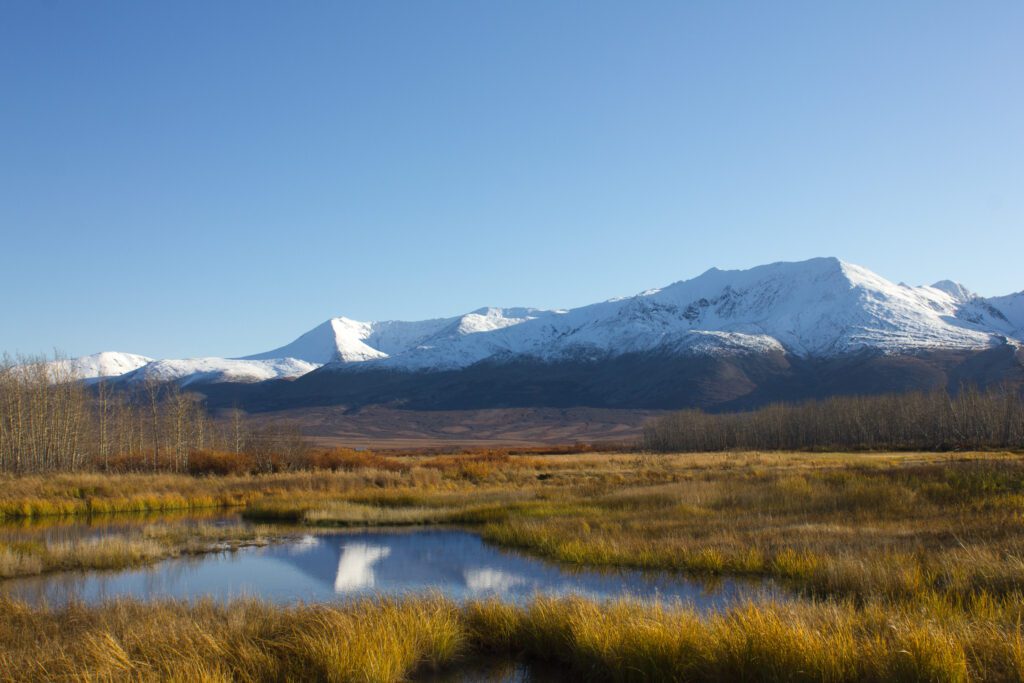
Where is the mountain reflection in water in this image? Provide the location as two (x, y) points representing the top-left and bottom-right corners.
(334, 543), (391, 591)
(0, 529), (779, 608)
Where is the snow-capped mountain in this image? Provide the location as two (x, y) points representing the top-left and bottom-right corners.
(297, 257), (1023, 372)
(50, 352), (153, 383)
(63, 258), (1024, 391)
(122, 357), (320, 387)
(242, 308), (556, 367)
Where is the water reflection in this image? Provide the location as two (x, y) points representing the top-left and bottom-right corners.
(0, 510), (245, 545)
(415, 659), (562, 683)
(334, 543), (391, 591)
(464, 568), (525, 593)
(288, 534), (321, 555)
(1, 529), (779, 609)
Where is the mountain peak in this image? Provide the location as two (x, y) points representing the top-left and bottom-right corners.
(931, 280), (976, 302)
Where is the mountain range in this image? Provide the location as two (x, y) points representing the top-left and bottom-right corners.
(62, 258), (1024, 412)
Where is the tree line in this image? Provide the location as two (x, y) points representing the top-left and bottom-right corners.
(0, 355), (306, 473)
(643, 387), (1024, 452)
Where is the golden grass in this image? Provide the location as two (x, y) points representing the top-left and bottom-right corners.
(5, 450), (1024, 679)
(465, 452), (1024, 602)
(303, 501), (475, 526)
(0, 523), (275, 579)
(0, 470), (411, 520)
(1, 594), (1022, 682)
(0, 596), (464, 683)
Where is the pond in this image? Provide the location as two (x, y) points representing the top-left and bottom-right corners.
(1, 527), (778, 608)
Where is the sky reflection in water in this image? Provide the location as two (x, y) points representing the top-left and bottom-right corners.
(2, 529), (776, 608)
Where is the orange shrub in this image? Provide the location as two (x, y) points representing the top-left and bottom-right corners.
(306, 448), (408, 472)
(104, 452), (152, 473)
(186, 450), (256, 476)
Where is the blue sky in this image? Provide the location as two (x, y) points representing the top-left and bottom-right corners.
(2, 1), (1022, 359)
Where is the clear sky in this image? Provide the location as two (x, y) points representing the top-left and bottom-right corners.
(2, 1), (1022, 359)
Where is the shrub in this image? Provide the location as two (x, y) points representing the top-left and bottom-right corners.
(187, 450), (256, 476)
(306, 448), (408, 472)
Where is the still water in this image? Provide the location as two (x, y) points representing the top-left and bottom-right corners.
(1, 528), (776, 608)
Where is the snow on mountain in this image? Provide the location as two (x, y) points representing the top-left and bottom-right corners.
(102, 308), (549, 385)
(243, 308), (552, 369)
(59, 258), (1023, 385)
(930, 280), (976, 303)
(986, 291), (1024, 336)
(244, 318), (390, 364)
(121, 357), (319, 387)
(50, 352), (154, 382)
(324, 257), (1012, 371)
(373, 308), (556, 369)
(636, 257), (996, 356)
(924, 280), (1024, 339)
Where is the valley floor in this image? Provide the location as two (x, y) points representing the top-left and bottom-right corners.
(2, 450), (1024, 681)
(258, 405), (661, 449)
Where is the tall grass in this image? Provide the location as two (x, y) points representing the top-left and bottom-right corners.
(0, 596), (465, 683)
(1, 594), (1022, 682)
(0, 451), (546, 520)
(0, 470), (408, 520)
(0, 523), (274, 579)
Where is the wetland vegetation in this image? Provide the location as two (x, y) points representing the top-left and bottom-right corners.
(2, 450), (1024, 680)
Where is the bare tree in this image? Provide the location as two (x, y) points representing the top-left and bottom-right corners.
(644, 387), (1024, 453)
